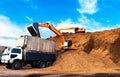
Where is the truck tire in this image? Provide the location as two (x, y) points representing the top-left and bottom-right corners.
(5, 64), (12, 69)
(31, 62), (37, 68)
(38, 62), (46, 68)
(22, 62), (26, 67)
(46, 61), (52, 67)
(6, 65), (12, 69)
(12, 61), (21, 70)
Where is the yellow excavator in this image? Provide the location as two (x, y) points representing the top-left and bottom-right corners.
(59, 27), (85, 33)
(27, 22), (78, 51)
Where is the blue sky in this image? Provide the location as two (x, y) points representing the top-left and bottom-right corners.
(0, 0), (120, 46)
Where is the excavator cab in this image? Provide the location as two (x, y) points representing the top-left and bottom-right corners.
(63, 40), (72, 47)
(27, 22), (78, 51)
(75, 27), (85, 33)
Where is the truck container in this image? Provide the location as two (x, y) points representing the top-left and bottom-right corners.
(16, 35), (56, 53)
(1, 35), (57, 70)
(16, 35), (56, 60)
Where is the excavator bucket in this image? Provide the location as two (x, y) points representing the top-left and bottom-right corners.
(27, 23), (41, 37)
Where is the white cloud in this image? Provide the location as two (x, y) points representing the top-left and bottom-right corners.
(55, 14), (119, 33)
(24, 0), (38, 10)
(78, 15), (102, 31)
(53, 19), (86, 33)
(31, 6), (38, 10)
(0, 38), (16, 47)
(56, 19), (86, 29)
(0, 15), (25, 47)
(25, 16), (33, 22)
(78, 15), (120, 32)
(55, 15), (99, 31)
(77, 0), (98, 14)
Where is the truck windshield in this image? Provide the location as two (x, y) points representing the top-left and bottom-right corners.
(11, 48), (21, 54)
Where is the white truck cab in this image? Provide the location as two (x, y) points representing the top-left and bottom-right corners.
(1, 47), (23, 69)
(1, 48), (22, 64)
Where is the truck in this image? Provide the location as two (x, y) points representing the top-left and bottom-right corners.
(1, 35), (57, 70)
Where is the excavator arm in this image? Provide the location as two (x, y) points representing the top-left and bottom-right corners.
(34, 22), (65, 45)
(27, 22), (78, 50)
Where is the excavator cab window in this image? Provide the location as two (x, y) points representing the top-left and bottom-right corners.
(75, 27), (79, 32)
(64, 40), (72, 47)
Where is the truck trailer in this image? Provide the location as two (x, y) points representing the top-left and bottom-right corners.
(1, 35), (57, 70)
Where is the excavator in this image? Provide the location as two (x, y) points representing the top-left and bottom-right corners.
(27, 22), (78, 51)
(59, 27), (85, 33)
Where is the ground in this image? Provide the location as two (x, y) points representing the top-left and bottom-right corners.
(0, 65), (120, 77)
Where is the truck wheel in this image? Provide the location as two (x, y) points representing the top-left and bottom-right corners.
(22, 62), (26, 67)
(38, 62), (46, 68)
(31, 62), (37, 68)
(46, 61), (52, 67)
(12, 61), (21, 70)
(5, 64), (12, 69)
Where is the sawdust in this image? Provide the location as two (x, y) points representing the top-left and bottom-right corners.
(47, 28), (120, 73)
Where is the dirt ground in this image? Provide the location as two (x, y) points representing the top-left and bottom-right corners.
(1, 28), (120, 77)
(0, 65), (120, 77)
(0, 64), (120, 77)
